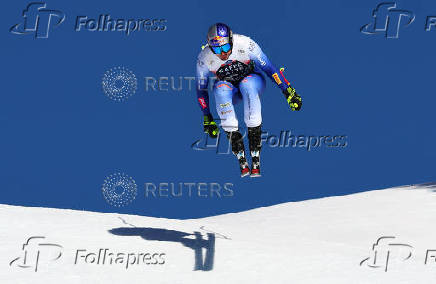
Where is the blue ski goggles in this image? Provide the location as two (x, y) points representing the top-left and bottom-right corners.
(211, 43), (232, 54)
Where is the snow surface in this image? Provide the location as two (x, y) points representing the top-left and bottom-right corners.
(2, 184), (436, 284)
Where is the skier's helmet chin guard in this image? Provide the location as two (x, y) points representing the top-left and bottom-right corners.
(207, 23), (233, 54)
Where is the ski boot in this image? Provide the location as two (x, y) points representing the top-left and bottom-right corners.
(226, 130), (250, 177)
(248, 125), (262, 177)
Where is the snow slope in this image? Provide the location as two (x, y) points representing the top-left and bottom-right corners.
(2, 183), (436, 284)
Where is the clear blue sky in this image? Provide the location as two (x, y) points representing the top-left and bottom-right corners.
(1, 0), (435, 218)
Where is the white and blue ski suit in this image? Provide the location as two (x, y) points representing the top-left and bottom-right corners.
(196, 34), (289, 132)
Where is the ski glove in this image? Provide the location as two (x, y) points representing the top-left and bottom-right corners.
(203, 114), (219, 138)
(283, 87), (302, 111)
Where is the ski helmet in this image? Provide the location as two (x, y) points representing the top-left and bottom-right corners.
(207, 23), (233, 53)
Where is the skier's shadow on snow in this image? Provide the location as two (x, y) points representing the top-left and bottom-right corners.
(108, 227), (215, 271)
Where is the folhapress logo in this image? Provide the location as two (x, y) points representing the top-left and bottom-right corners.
(10, 2), (65, 38)
(10, 236), (63, 272)
(10, 3), (168, 39)
(360, 236), (413, 272)
(361, 2), (415, 39)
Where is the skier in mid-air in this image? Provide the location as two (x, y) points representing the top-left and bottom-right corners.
(196, 23), (302, 177)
